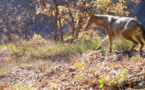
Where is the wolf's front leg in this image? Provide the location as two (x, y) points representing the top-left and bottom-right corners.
(108, 36), (113, 53)
(96, 36), (109, 50)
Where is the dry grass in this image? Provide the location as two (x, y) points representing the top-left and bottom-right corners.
(0, 34), (134, 58)
(0, 34), (101, 58)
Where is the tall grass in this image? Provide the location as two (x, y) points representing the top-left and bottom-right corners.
(0, 34), (134, 58)
(3, 34), (101, 58)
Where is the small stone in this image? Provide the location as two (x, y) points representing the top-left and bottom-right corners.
(138, 81), (145, 88)
(68, 66), (76, 72)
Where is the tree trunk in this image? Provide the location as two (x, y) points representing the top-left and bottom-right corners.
(58, 17), (63, 41)
(74, 0), (86, 40)
(53, 0), (59, 40)
(66, 0), (75, 39)
(0, 13), (12, 42)
(74, 13), (83, 40)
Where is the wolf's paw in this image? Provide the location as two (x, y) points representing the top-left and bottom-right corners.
(96, 46), (102, 50)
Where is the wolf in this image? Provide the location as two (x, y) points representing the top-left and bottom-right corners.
(84, 13), (145, 52)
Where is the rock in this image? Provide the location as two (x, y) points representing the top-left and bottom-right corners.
(138, 81), (145, 88)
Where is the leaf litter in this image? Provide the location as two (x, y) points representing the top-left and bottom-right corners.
(0, 50), (145, 90)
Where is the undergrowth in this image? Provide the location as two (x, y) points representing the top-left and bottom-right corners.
(0, 34), (133, 58)
(113, 38), (133, 51)
(0, 34), (144, 90)
(0, 34), (101, 58)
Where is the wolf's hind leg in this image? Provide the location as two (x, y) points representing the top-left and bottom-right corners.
(135, 36), (144, 51)
(122, 35), (138, 51)
(121, 26), (140, 51)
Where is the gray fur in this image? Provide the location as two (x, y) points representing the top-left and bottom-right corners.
(84, 14), (145, 52)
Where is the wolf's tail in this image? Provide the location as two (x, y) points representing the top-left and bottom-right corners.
(134, 20), (145, 42)
(141, 27), (145, 42)
(130, 20), (145, 41)
(139, 23), (145, 42)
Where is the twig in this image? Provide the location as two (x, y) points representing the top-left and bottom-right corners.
(120, 63), (143, 80)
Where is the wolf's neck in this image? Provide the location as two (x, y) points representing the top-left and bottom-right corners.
(95, 15), (107, 30)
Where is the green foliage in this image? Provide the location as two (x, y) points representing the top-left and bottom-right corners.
(117, 68), (128, 82)
(113, 38), (133, 51)
(4, 34), (101, 58)
(98, 76), (105, 88)
(2, 34), (135, 58)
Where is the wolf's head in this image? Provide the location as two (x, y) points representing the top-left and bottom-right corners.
(84, 13), (97, 31)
